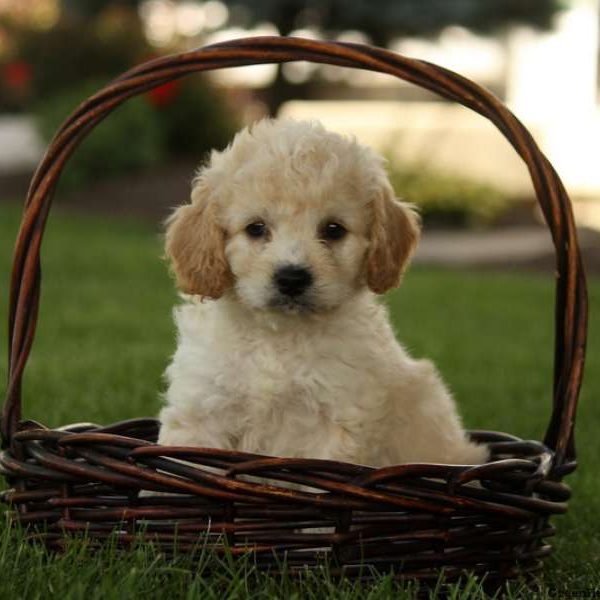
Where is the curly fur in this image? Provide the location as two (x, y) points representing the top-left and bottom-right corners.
(159, 118), (488, 467)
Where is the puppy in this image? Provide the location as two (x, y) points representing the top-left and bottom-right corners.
(158, 118), (488, 467)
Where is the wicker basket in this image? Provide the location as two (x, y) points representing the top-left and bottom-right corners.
(0, 37), (588, 585)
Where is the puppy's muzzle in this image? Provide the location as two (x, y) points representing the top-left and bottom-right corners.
(274, 265), (313, 297)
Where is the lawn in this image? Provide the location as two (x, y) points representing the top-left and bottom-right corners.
(0, 200), (598, 598)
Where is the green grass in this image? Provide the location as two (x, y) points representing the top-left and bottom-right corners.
(0, 200), (598, 598)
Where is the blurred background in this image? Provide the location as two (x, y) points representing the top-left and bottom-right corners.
(0, 0), (599, 249)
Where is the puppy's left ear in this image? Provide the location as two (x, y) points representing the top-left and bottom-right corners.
(165, 181), (232, 299)
(366, 183), (421, 294)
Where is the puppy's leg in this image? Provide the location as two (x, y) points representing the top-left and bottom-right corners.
(389, 359), (489, 466)
(157, 406), (229, 449)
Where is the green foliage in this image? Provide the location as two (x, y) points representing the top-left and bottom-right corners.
(35, 80), (165, 190)
(9, 1), (240, 182)
(61, 0), (143, 20)
(154, 77), (240, 159)
(15, 14), (149, 100)
(224, 0), (565, 42)
(222, 0), (564, 113)
(34, 75), (239, 189)
(387, 161), (514, 227)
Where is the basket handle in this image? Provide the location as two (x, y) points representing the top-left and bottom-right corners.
(2, 36), (588, 469)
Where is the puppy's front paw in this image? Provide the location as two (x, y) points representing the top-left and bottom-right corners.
(457, 441), (490, 465)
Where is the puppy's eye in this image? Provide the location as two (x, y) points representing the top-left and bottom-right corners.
(245, 221), (267, 238)
(321, 222), (347, 241)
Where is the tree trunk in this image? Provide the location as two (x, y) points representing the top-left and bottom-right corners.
(263, 66), (315, 116)
(261, 4), (314, 116)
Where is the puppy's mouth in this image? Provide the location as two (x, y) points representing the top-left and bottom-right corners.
(268, 294), (316, 314)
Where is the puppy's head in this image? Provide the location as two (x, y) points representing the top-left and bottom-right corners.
(166, 119), (420, 313)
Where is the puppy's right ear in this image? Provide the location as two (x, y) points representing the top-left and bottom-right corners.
(366, 183), (421, 294)
(165, 182), (232, 299)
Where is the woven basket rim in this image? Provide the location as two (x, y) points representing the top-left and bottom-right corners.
(0, 417), (572, 583)
(1, 418), (573, 520)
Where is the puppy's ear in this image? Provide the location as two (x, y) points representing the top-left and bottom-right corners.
(366, 183), (421, 294)
(165, 182), (232, 299)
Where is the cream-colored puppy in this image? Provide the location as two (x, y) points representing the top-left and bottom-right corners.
(158, 118), (488, 467)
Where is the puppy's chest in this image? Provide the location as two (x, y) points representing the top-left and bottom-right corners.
(214, 335), (380, 414)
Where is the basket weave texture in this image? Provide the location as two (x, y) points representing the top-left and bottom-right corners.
(0, 37), (588, 584)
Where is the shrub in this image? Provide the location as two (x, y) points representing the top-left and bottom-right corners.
(387, 161), (515, 227)
(35, 80), (165, 190)
(0, 58), (33, 112)
(16, 14), (149, 101)
(35, 75), (240, 190)
(5, 10), (240, 178)
(148, 77), (240, 159)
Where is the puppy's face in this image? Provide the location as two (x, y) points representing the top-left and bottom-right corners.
(166, 120), (420, 314)
(222, 183), (371, 313)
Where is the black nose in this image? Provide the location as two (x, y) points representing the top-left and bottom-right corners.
(274, 265), (313, 297)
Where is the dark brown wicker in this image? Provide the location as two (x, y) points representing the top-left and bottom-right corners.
(0, 36), (588, 584)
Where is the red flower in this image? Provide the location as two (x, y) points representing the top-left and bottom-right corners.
(3, 60), (32, 89)
(147, 79), (181, 107)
